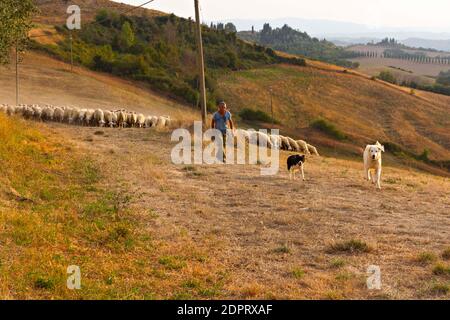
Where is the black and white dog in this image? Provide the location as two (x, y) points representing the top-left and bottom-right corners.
(287, 154), (306, 181)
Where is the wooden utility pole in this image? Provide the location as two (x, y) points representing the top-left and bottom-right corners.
(270, 88), (274, 125)
(15, 44), (19, 105)
(70, 32), (74, 72)
(194, 0), (207, 127)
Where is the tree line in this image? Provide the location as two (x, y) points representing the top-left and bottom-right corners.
(353, 50), (450, 64)
(238, 23), (360, 69)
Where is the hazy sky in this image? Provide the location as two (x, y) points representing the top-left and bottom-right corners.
(116, 0), (450, 31)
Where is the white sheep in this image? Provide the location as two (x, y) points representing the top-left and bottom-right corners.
(269, 135), (282, 149)
(6, 105), (16, 116)
(84, 109), (95, 126)
(94, 109), (105, 127)
(77, 109), (87, 125)
(286, 137), (300, 152)
(137, 113), (146, 128)
(104, 110), (115, 128)
(53, 107), (65, 122)
(117, 110), (127, 128)
(42, 106), (54, 121)
(279, 135), (291, 150)
(307, 143), (320, 156)
(296, 140), (311, 155)
(32, 105), (42, 120)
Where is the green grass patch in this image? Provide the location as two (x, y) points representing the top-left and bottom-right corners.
(239, 108), (277, 124)
(327, 240), (372, 254)
(432, 263), (450, 276)
(430, 283), (449, 296)
(442, 248), (450, 260)
(310, 119), (347, 141)
(158, 256), (187, 270)
(292, 267), (305, 279)
(330, 258), (346, 269)
(417, 252), (437, 265)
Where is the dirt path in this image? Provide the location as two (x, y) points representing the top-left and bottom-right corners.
(46, 123), (450, 299)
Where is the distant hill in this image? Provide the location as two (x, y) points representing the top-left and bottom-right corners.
(237, 24), (359, 68)
(401, 38), (450, 52)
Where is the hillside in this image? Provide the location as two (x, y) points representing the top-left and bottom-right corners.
(0, 51), (197, 122)
(0, 2), (449, 300)
(33, 0), (165, 25)
(238, 24), (359, 68)
(31, 7), (305, 110)
(218, 63), (450, 174)
(1, 109), (449, 299)
(346, 43), (450, 86)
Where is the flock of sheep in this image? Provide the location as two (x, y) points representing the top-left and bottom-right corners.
(0, 104), (171, 128)
(235, 129), (320, 156)
(0, 103), (318, 155)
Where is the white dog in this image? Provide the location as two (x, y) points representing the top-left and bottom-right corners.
(363, 141), (385, 189)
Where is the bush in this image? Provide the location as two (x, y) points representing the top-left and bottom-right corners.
(310, 119), (347, 140)
(239, 108), (275, 123)
(377, 70), (397, 84)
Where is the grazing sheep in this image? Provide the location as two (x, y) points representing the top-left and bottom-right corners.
(0, 103), (174, 132)
(286, 137), (301, 152)
(269, 135), (281, 149)
(6, 105), (16, 116)
(126, 112), (137, 127)
(53, 107), (65, 122)
(257, 131), (274, 149)
(164, 115), (171, 127)
(93, 109), (105, 127)
(23, 106), (34, 119)
(150, 116), (159, 127)
(156, 116), (167, 128)
(246, 130), (273, 149)
(296, 140), (311, 155)
(32, 105), (42, 120)
(137, 113), (146, 128)
(42, 106), (54, 121)
(117, 110), (127, 128)
(307, 144), (320, 156)
(63, 107), (73, 123)
(278, 136), (290, 150)
(104, 110), (115, 128)
(77, 109), (87, 125)
(144, 116), (153, 128)
(84, 109), (95, 126)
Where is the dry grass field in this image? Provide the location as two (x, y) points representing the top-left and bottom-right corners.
(1, 114), (448, 299)
(218, 64), (450, 169)
(346, 45), (450, 85)
(0, 44), (448, 299)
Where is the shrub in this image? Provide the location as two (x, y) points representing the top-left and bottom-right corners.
(327, 240), (371, 254)
(377, 70), (397, 84)
(239, 108), (276, 123)
(310, 119), (347, 140)
(417, 252), (437, 265)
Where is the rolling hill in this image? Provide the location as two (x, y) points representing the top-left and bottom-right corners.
(26, 0), (450, 176)
(0, 0), (449, 300)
